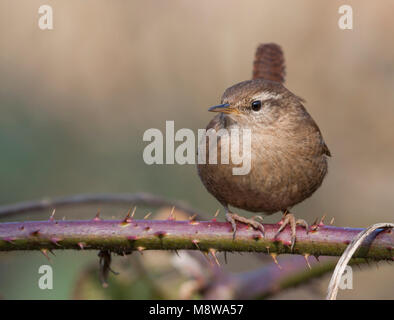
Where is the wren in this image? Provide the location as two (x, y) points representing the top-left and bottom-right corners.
(197, 43), (331, 249)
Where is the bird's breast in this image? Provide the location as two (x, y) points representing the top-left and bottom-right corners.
(197, 121), (328, 213)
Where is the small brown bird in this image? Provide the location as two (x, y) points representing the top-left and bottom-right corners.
(197, 43), (330, 248)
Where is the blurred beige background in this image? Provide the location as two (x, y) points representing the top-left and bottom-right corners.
(0, 0), (393, 299)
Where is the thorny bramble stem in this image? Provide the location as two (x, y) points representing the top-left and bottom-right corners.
(0, 219), (392, 260)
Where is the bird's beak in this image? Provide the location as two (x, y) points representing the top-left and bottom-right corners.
(208, 103), (238, 114)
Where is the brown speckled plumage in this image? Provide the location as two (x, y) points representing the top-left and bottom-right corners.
(197, 79), (330, 214)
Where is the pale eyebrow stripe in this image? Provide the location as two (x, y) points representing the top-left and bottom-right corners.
(251, 92), (282, 101)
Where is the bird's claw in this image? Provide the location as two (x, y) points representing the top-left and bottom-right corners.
(274, 212), (309, 250)
(226, 212), (265, 240)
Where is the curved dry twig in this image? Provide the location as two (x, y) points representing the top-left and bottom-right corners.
(326, 222), (394, 300)
(204, 256), (370, 299)
(0, 193), (205, 219)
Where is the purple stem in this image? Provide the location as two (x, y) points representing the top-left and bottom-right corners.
(0, 218), (392, 259)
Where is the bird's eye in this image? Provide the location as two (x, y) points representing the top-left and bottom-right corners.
(251, 100), (262, 111)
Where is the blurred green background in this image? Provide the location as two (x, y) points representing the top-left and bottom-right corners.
(0, 0), (393, 299)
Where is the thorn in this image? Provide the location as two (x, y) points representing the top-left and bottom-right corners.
(304, 253), (312, 270)
(211, 209), (220, 222)
(270, 253), (282, 269)
(93, 209), (102, 221)
(122, 207), (133, 224)
(189, 219), (199, 225)
(224, 251), (228, 264)
(49, 209), (56, 221)
(266, 246), (270, 254)
(144, 212), (152, 220)
(314, 255), (320, 262)
(131, 206), (136, 218)
(319, 215), (326, 226)
(192, 239), (200, 250)
(329, 217), (335, 225)
(137, 246), (145, 254)
(155, 231), (167, 238)
(174, 249), (180, 257)
(168, 206), (176, 220)
(30, 230), (40, 237)
(50, 237), (62, 246)
(209, 248), (220, 267)
(2, 237), (16, 243)
(282, 239), (292, 247)
(252, 232), (263, 241)
(78, 242), (85, 250)
(310, 218), (319, 231)
(40, 249), (51, 261)
(189, 214), (197, 221)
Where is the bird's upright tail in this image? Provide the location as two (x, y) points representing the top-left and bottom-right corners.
(252, 43), (286, 84)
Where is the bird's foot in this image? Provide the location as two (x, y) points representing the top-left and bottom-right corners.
(274, 211), (309, 251)
(226, 212), (265, 240)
